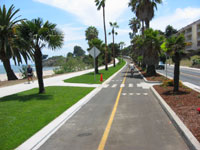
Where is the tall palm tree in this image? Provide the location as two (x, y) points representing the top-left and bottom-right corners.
(0, 4), (27, 80)
(164, 34), (186, 92)
(85, 26), (99, 42)
(95, 0), (108, 70)
(17, 18), (64, 93)
(109, 22), (119, 67)
(129, 0), (162, 29)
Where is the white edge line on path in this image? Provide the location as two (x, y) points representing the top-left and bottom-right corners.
(16, 59), (127, 150)
(151, 86), (200, 150)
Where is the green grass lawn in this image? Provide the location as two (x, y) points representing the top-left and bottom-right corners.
(64, 59), (126, 84)
(0, 86), (94, 150)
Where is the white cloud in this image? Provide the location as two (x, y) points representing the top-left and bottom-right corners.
(58, 24), (85, 42)
(34, 0), (129, 27)
(117, 28), (131, 35)
(151, 7), (200, 31)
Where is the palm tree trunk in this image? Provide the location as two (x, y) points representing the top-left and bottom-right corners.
(112, 32), (115, 67)
(95, 56), (99, 74)
(2, 57), (18, 80)
(103, 6), (108, 70)
(142, 21), (144, 35)
(145, 20), (150, 29)
(173, 55), (180, 92)
(146, 65), (156, 76)
(34, 47), (45, 94)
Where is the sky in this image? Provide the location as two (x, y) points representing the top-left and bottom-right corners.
(1, 0), (200, 64)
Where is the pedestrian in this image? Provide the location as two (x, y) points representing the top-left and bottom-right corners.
(27, 65), (33, 83)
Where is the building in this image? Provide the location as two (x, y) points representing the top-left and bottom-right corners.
(179, 19), (200, 52)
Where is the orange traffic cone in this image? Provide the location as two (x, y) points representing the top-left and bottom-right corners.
(100, 74), (103, 82)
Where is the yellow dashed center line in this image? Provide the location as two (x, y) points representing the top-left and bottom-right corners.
(97, 69), (128, 150)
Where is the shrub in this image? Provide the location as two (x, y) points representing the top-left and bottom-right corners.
(53, 57), (92, 74)
(192, 58), (200, 66)
(161, 79), (183, 87)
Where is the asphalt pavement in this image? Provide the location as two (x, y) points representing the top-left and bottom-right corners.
(38, 64), (189, 150)
(157, 65), (200, 87)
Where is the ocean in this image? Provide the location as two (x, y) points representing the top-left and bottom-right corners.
(0, 65), (56, 74)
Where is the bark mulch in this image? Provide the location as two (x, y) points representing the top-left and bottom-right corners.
(138, 66), (200, 142)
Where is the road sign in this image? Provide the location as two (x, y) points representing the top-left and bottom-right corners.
(89, 46), (100, 58)
(89, 47), (100, 81)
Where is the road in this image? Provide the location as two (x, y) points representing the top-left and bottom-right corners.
(38, 63), (189, 150)
(157, 65), (200, 87)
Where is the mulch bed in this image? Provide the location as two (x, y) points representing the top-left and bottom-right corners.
(137, 66), (200, 142)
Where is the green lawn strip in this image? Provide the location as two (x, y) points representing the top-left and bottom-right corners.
(64, 59), (126, 84)
(0, 86), (94, 150)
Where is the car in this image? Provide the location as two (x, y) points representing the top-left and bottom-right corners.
(156, 61), (165, 70)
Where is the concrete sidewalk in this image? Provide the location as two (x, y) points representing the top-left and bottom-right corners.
(0, 62), (117, 98)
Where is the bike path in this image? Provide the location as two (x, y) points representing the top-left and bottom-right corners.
(38, 64), (189, 150)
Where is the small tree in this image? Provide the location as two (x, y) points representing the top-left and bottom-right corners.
(18, 18), (64, 93)
(165, 25), (178, 38)
(85, 26), (99, 41)
(142, 28), (164, 76)
(161, 34), (186, 92)
(88, 38), (103, 74)
(73, 46), (85, 57)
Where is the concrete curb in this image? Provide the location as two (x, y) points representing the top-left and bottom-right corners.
(170, 64), (200, 71)
(135, 66), (162, 84)
(150, 86), (200, 150)
(157, 71), (200, 93)
(16, 60), (127, 150)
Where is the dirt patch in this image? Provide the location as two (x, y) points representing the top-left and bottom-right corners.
(137, 66), (200, 142)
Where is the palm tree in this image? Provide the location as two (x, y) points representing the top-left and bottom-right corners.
(95, 0), (108, 70)
(164, 34), (186, 92)
(17, 18), (64, 93)
(85, 26), (99, 41)
(128, 0), (162, 29)
(109, 22), (119, 67)
(165, 25), (178, 38)
(0, 4), (27, 80)
(85, 26), (99, 74)
(88, 38), (103, 74)
(129, 17), (141, 36)
(142, 28), (164, 75)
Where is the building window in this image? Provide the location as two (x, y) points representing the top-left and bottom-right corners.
(197, 24), (200, 31)
(198, 41), (200, 47)
(198, 33), (200, 40)
(186, 27), (192, 34)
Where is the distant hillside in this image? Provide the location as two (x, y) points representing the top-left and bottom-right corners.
(43, 56), (65, 67)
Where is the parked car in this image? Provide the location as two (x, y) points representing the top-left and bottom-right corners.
(156, 61), (165, 70)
